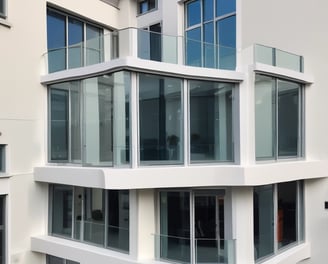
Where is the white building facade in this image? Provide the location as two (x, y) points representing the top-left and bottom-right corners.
(1, 0), (328, 263)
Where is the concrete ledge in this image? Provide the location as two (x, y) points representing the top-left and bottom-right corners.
(34, 160), (328, 189)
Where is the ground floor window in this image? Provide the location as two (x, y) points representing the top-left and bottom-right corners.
(253, 181), (304, 261)
(50, 185), (129, 253)
(158, 190), (234, 264)
(47, 255), (79, 264)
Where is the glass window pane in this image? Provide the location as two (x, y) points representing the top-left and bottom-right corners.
(108, 190), (129, 252)
(86, 24), (103, 66)
(255, 75), (276, 160)
(73, 187), (83, 240)
(47, 255), (63, 264)
(50, 88), (69, 161)
(254, 185), (274, 260)
(68, 18), (83, 69)
(0, 196), (5, 264)
(0, 0), (5, 17)
(47, 10), (66, 72)
(186, 0), (201, 27)
(51, 185), (73, 238)
(84, 77), (113, 166)
(190, 81), (233, 162)
(149, 23), (162, 62)
(203, 0), (214, 22)
(139, 74), (183, 164)
(186, 27), (202, 66)
(160, 192), (190, 263)
(216, 0), (236, 17)
(277, 182), (297, 249)
(204, 22), (215, 68)
(70, 82), (81, 162)
(278, 81), (300, 157)
(217, 15), (236, 70)
(83, 189), (105, 246)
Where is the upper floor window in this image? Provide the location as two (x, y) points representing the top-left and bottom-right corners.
(0, 0), (6, 19)
(185, 0), (236, 70)
(255, 74), (303, 160)
(254, 181), (304, 261)
(50, 185), (130, 253)
(138, 0), (156, 14)
(0, 196), (5, 264)
(49, 71), (131, 166)
(0, 145), (5, 173)
(47, 255), (79, 264)
(47, 8), (104, 73)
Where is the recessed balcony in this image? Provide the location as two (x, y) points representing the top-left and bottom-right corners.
(43, 27), (237, 75)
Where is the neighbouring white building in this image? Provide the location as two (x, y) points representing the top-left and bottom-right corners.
(1, 0), (328, 263)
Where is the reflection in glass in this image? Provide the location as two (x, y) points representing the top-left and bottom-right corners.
(186, 28), (202, 67)
(50, 89), (69, 161)
(186, 0), (201, 27)
(190, 81), (233, 162)
(254, 185), (274, 260)
(217, 15), (236, 70)
(204, 22), (215, 68)
(278, 80), (300, 157)
(83, 189), (105, 246)
(277, 182), (297, 249)
(255, 75), (275, 159)
(139, 74), (183, 164)
(108, 190), (130, 252)
(216, 0), (236, 17)
(47, 10), (66, 72)
(160, 192), (190, 263)
(70, 83), (81, 162)
(68, 18), (83, 69)
(86, 24), (103, 65)
(51, 185), (73, 238)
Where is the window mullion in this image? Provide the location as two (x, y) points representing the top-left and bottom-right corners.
(273, 184), (278, 253)
(275, 79), (279, 160)
(190, 191), (195, 264)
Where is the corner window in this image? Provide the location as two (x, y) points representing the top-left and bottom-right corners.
(253, 181), (304, 261)
(47, 255), (79, 264)
(0, 145), (5, 173)
(47, 8), (104, 73)
(255, 75), (303, 160)
(185, 0), (236, 70)
(50, 185), (130, 253)
(138, 0), (156, 14)
(139, 73), (183, 165)
(189, 80), (234, 163)
(0, 0), (6, 19)
(48, 71), (131, 167)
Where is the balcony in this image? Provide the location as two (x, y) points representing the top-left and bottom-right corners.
(154, 234), (236, 264)
(43, 28), (237, 74)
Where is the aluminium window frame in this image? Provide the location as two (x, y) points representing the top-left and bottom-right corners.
(255, 74), (304, 161)
(254, 181), (304, 263)
(184, 0), (237, 68)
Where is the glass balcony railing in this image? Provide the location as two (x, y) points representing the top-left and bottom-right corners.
(154, 234), (236, 264)
(44, 28), (237, 74)
(254, 44), (303, 72)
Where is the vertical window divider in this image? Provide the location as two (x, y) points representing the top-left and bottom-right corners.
(275, 79), (279, 160)
(80, 189), (84, 242)
(65, 16), (68, 70)
(190, 191), (195, 264)
(68, 87), (72, 162)
(104, 190), (108, 247)
(131, 72), (139, 168)
(71, 187), (75, 239)
(273, 184), (278, 253)
(81, 80), (86, 166)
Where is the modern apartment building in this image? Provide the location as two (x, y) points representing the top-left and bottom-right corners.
(1, 0), (328, 263)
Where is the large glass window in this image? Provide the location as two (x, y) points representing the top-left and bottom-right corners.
(185, 0), (236, 70)
(0, 0), (5, 18)
(47, 8), (104, 73)
(49, 71), (130, 167)
(254, 181), (304, 261)
(255, 75), (303, 160)
(138, 0), (156, 14)
(139, 74), (183, 165)
(159, 190), (233, 264)
(189, 81), (234, 162)
(47, 255), (79, 264)
(50, 185), (130, 253)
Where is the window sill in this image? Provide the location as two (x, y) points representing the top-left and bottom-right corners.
(0, 17), (12, 28)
